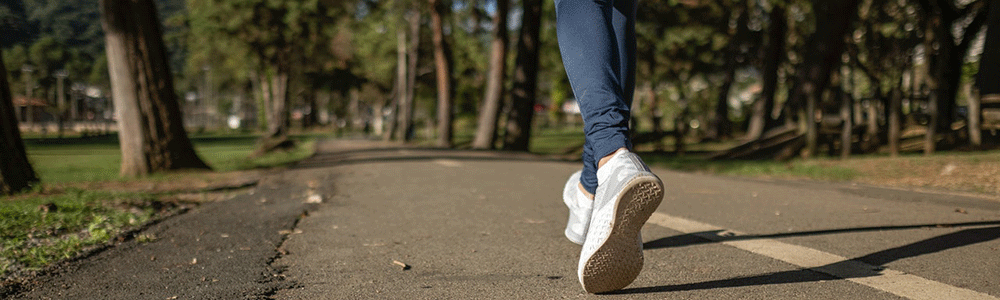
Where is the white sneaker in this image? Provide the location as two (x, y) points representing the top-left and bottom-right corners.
(578, 149), (664, 293)
(563, 170), (592, 245)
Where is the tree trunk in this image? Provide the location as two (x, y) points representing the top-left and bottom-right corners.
(930, 22), (958, 133)
(973, 1), (1000, 145)
(979, 1), (1000, 95)
(373, 99), (385, 136)
(805, 90), (817, 158)
(0, 49), (39, 195)
(56, 73), (66, 138)
(925, 91), (937, 155)
(471, 0), (509, 150)
(709, 3), (748, 140)
(348, 88), (361, 131)
(746, 6), (786, 140)
(398, 10), (420, 142)
(257, 74), (270, 133)
(969, 89), (981, 146)
(711, 68), (735, 140)
(429, 0), (454, 148)
(383, 96), (398, 141)
(889, 87), (902, 156)
(840, 89), (852, 159)
(385, 26), (407, 142)
(502, 0), (542, 151)
(305, 90), (318, 128)
(265, 70), (289, 139)
(922, 1), (990, 133)
(790, 0), (859, 157)
(100, 0), (209, 177)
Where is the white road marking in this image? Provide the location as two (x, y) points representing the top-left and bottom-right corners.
(646, 212), (999, 300)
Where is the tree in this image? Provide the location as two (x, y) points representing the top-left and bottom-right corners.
(188, 0), (345, 152)
(396, 9), (421, 142)
(100, 0), (210, 177)
(746, 4), (786, 141)
(917, 0), (989, 134)
(0, 49), (38, 195)
(707, 0), (750, 140)
(502, 0), (543, 151)
(977, 1), (999, 96)
(0, 0), (28, 49)
(471, 0), (509, 149)
(429, 0), (454, 148)
(384, 16), (407, 141)
(788, 0), (861, 157)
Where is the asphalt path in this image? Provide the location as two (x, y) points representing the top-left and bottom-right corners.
(10, 139), (1000, 299)
(276, 140), (1000, 299)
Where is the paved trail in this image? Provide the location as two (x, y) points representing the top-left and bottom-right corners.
(11, 139), (1000, 299)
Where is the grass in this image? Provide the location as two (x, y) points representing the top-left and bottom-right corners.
(506, 126), (1000, 194)
(639, 155), (859, 181)
(24, 133), (318, 183)
(0, 190), (167, 277)
(529, 126), (587, 155)
(1, 132), (321, 281)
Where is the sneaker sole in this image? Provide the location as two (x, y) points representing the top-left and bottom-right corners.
(580, 175), (663, 293)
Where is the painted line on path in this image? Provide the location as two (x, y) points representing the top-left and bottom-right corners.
(646, 212), (999, 300)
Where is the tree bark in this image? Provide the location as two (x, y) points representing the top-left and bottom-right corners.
(384, 26), (407, 142)
(100, 0), (209, 177)
(840, 89), (852, 159)
(889, 87), (902, 156)
(429, 0), (454, 148)
(304, 90), (318, 128)
(790, 0), (860, 157)
(0, 49), (39, 195)
(471, 0), (509, 150)
(972, 1), (999, 145)
(925, 91), (937, 155)
(746, 6), (785, 140)
(502, 0), (542, 151)
(969, 89), (981, 146)
(920, 0), (989, 132)
(348, 88), (361, 131)
(709, 3), (749, 140)
(264, 70), (289, 139)
(805, 90), (817, 157)
(979, 1), (1000, 95)
(397, 10), (420, 142)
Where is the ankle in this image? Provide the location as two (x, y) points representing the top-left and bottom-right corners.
(578, 182), (595, 200)
(598, 147), (628, 169)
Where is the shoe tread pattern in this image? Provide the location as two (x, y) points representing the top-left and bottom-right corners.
(581, 176), (663, 293)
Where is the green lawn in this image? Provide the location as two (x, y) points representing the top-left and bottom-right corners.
(24, 134), (317, 183)
(0, 190), (162, 277)
(638, 154), (859, 181)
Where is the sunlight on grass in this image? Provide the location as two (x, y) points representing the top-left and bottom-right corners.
(0, 190), (165, 276)
(25, 134), (318, 183)
(639, 153), (859, 182)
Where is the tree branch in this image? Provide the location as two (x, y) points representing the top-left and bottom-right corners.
(958, 1), (989, 51)
(958, 0), (986, 19)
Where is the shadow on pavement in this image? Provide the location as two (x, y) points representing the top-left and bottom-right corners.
(617, 225), (1000, 295)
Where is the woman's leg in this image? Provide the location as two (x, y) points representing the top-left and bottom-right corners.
(555, 0), (636, 195)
